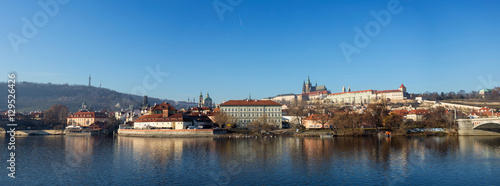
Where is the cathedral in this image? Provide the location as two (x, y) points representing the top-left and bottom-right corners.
(302, 76), (327, 94)
(198, 91), (213, 108)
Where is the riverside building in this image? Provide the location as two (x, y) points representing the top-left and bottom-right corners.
(220, 99), (282, 128)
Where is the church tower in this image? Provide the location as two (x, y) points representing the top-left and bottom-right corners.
(199, 91), (203, 107)
(305, 76), (311, 93)
(302, 80), (306, 94)
(342, 85), (346, 93)
(81, 98), (88, 111)
(348, 86), (351, 92)
(204, 92), (213, 108)
(141, 95), (149, 108)
(399, 84), (407, 92)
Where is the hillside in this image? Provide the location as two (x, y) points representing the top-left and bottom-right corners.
(0, 82), (174, 112)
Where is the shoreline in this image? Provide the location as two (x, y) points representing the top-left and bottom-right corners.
(3, 128), (498, 137)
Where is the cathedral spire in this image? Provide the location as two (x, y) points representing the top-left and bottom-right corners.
(342, 85), (346, 93)
(348, 86), (351, 92)
(302, 80), (306, 94)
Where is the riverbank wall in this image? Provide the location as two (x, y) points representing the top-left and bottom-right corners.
(117, 129), (228, 137)
(0, 129), (65, 136)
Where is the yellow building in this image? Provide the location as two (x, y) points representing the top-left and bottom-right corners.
(67, 111), (109, 126)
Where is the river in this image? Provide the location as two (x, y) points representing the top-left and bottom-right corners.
(2, 136), (500, 185)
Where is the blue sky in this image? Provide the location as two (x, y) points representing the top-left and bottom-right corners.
(1, 0), (500, 103)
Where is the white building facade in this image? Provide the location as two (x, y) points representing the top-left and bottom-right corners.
(220, 100), (282, 128)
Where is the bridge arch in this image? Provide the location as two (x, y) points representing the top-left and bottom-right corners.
(473, 122), (500, 129)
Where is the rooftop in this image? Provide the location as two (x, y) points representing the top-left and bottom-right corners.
(220, 100), (281, 106)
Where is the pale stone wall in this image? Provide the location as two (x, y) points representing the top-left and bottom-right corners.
(3, 130), (65, 136)
(458, 119), (500, 135)
(117, 129), (226, 137)
(327, 91), (372, 105)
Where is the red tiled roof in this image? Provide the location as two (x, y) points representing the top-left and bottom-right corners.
(67, 111), (107, 118)
(408, 109), (430, 115)
(375, 90), (401, 94)
(303, 114), (332, 121)
(151, 102), (177, 111)
(391, 110), (409, 116)
(306, 90), (330, 96)
(220, 100), (281, 106)
(299, 90), (330, 96)
(400, 84), (406, 89)
(329, 90), (373, 96)
(135, 113), (183, 122)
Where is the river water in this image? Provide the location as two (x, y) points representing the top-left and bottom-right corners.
(2, 135), (500, 185)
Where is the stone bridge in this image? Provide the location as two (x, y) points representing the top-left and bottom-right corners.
(457, 118), (500, 135)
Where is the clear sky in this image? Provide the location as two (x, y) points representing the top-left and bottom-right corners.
(1, 0), (500, 103)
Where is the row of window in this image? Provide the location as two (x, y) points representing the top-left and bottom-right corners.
(222, 107), (281, 112)
(70, 118), (93, 121)
(239, 119), (281, 123)
(230, 113), (281, 117)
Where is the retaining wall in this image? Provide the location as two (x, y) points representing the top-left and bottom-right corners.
(117, 129), (227, 137)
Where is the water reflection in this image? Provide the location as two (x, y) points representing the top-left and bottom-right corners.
(110, 136), (500, 185)
(5, 135), (498, 185)
(64, 136), (96, 167)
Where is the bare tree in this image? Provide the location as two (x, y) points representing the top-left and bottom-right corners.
(288, 99), (307, 128)
(43, 104), (69, 129)
(248, 114), (276, 132)
(213, 111), (235, 129)
(383, 113), (404, 130)
(339, 112), (352, 135)
(367, 100), (389, 130)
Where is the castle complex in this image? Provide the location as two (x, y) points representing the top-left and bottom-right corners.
(266, 76), (409, 105)
(327, 84), (409, 104)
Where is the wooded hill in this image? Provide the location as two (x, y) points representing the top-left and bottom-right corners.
(0, 82), (173, 112)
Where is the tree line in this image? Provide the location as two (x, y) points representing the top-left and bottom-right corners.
(418, 87), (500, 101)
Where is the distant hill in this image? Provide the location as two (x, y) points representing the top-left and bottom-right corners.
(0, 82), (174, 112)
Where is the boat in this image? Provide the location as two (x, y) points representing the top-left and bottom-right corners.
(320, 133), (335, 138)
(378, 131), (391, 137)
